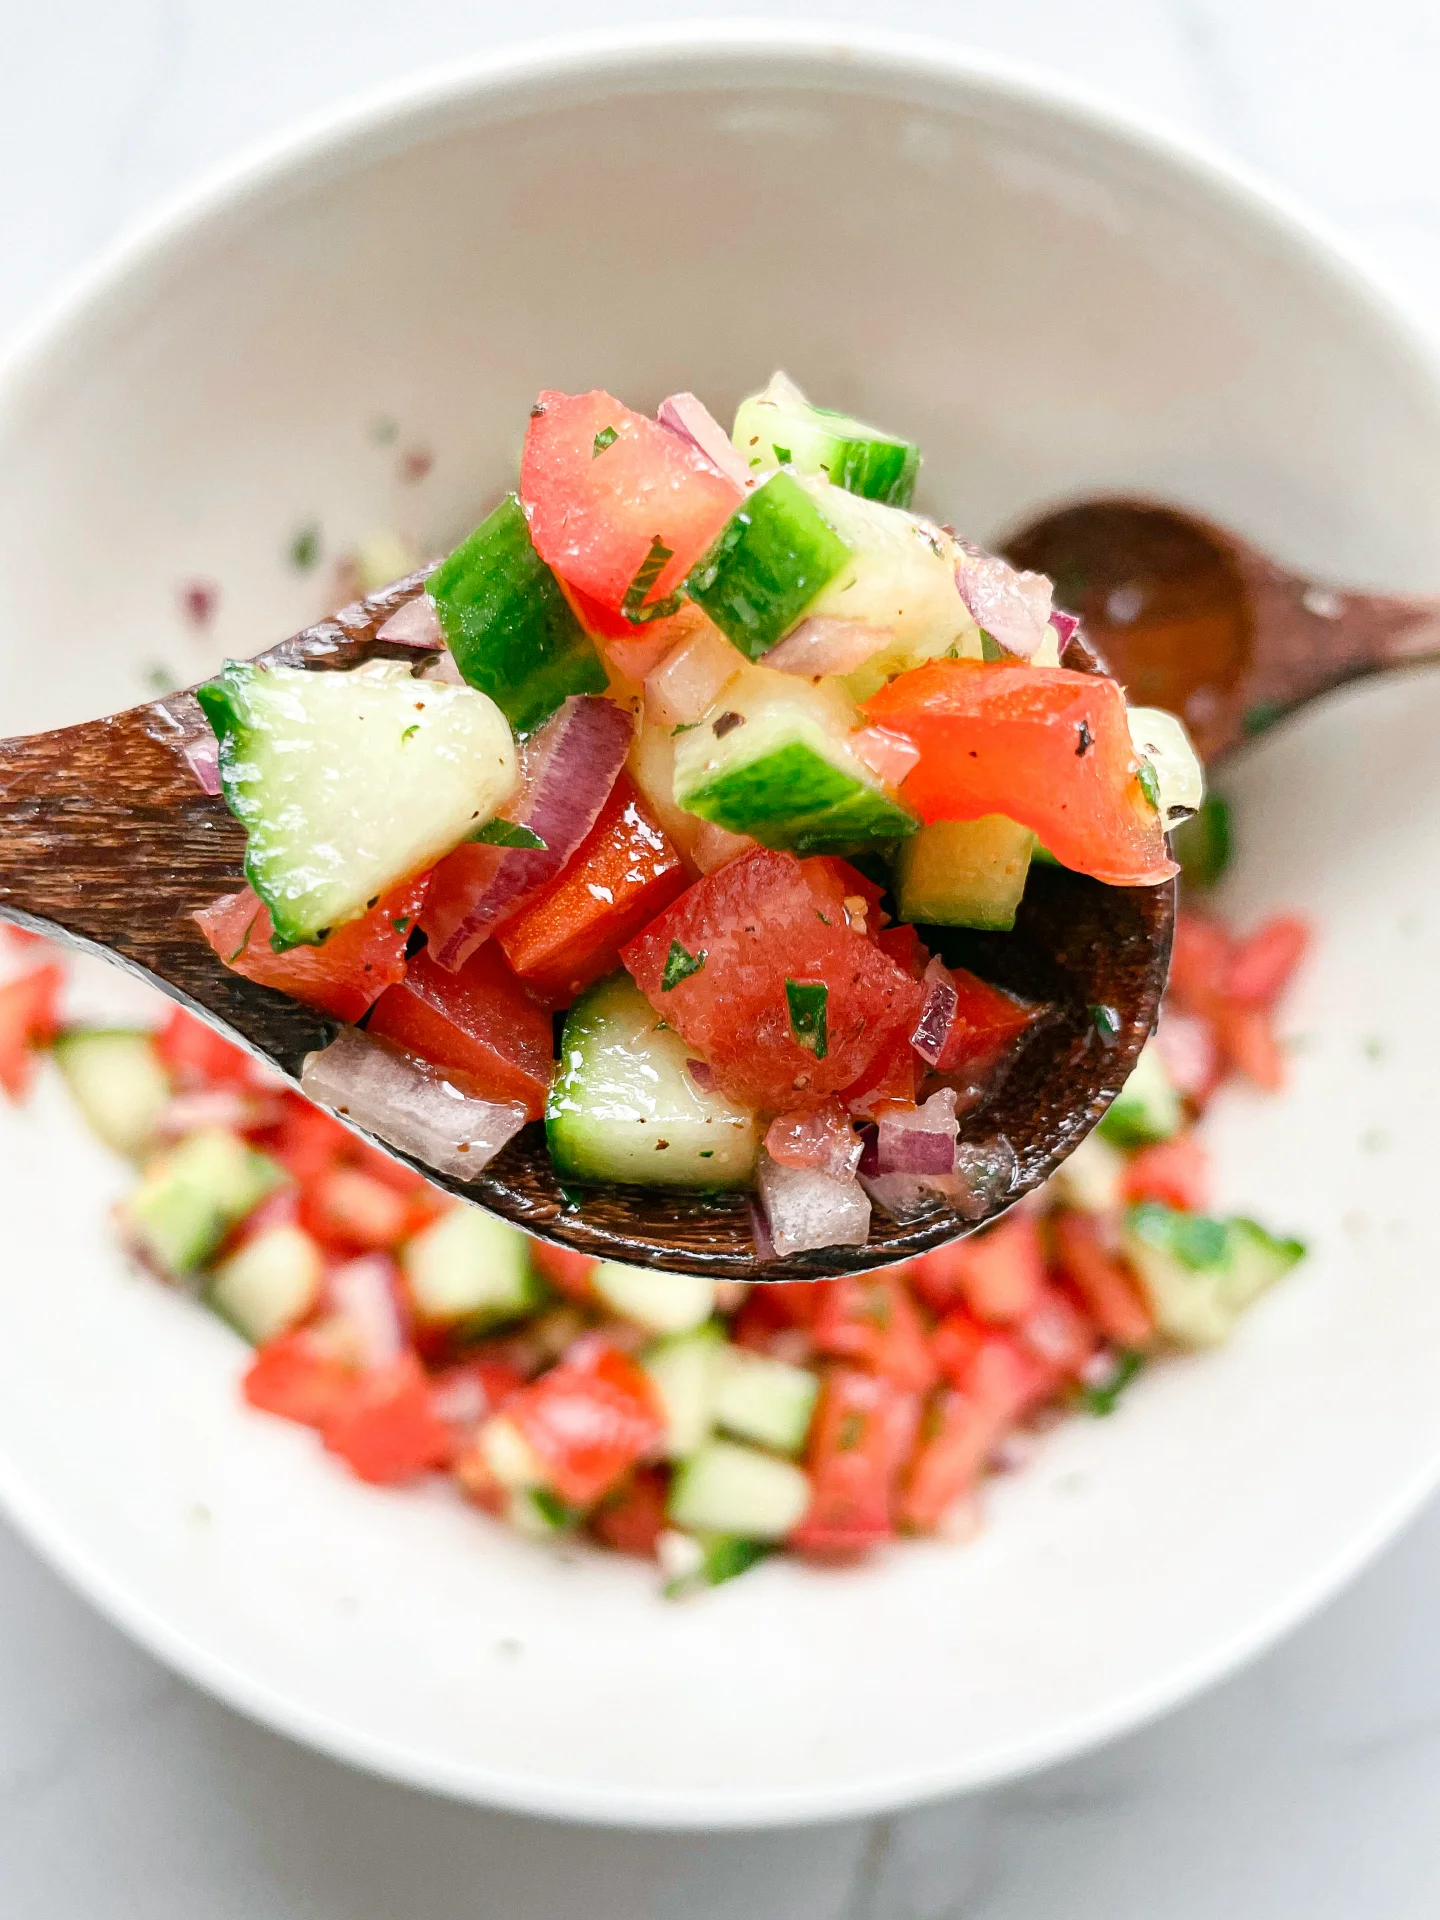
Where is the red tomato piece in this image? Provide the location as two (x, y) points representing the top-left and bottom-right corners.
(429, 1356), (526, 1439)
(934, 968), (1039, 1076)
(521, 389), (741, 613)
(790, 1366), (922, 1555)
(1226, 914), (1310, 1009)
(589, 1466), (670, 1558)
(1017, 1279), (1097, 1378)
(621, 847), (925, 1113)
(1154, 1009), (1222, 1107)
(1167, 912), (1233, 1019)
(242, 1332), (359, 1430)
(505, 1334), (664, 1507)
(321, 1353), (455, 1484)
(299, 1164), (413, 1254)
(155, 1007), (259, 1091)
(875, 923), (930, 979)
(899, 1387), (1005, 1533)
(560, 579), (710, 683)
(931, 1311), (1057, 1416)
(529, 1241), (600, 1304)
(366, 941), (554, 1120)
(1216, 1004), (1286, 1092)
(193, 879), (426, 1023)
(838, 1027), (923, 1117)
(812, 1273), (939, 1392)
(1122, 1132), (1211, 1212)
(730, 1279), (826, 1357)
(1049, 1211), (1156, 1350)
(913, 1211), (1047, 1325)
(496, 773), (688, 1007)
(864, 659), (1176, 887)
(0, 962), (63, 1100)
(255, 1091), (354, 1184)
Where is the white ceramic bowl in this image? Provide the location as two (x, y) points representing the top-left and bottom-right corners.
(3, 24), (1440, 1830)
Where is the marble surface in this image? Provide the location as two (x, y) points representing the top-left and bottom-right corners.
(4, 1), (1440, 1911)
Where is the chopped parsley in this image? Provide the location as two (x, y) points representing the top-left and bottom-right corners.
(785, 979), (829, 1059)
(772, 443), (793, 464)
(661, 940), (707, 991)
(471, 819), (548, 849)
(529, 1487), (579, 1530)
(592, 424), (619, 457)
(1089, 1003), (1121, 1043)
(622, 536), (684, 625)
(1081, 1350), (1144, 1417)
(288, 522), (321, 572)
(1129, 1202), (1229, 1270)
(401, 724), (419, 742)
(979, 629), (1006, 663)
(391, 916), (413, 935)
(1136, 760), (1161, 810)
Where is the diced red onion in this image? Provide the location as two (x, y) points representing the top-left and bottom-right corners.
(657, 392), (754, 491)
(375, 593), (444, 649)
(300, 1026), (527, 1180)
(157, 1088), (283, 1137)
(955, 544), (1054, 659)
(876, 1088), (960, 1176)
(644, 623), (743, 728)
(184, 736), (221, 796)
(1050, 609), (1081, 651)
(686, 1058), (718, 1094)
(762, 617), (891, 679)
(748, 1196), (777, 1262)
(910, 956), (959, 1067)
(757, 1151), (872, 1256)
(430, 1368), (491, 1431)
(329, 1254), (409, 1369)
(850, 725), (920, 788)
(419, 648), (465, 685)
(764, 1098), (863, 1180)
(692, 820), (756, 873)
(864, 1106), (1017, 1222)
(424, 694), (635, 970)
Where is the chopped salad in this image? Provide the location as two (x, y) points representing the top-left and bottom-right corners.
(0, 847), (1308, 1594)
(180, 375), (1203, 1253)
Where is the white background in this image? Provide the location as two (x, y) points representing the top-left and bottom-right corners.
(5, 3), (1440, 1914)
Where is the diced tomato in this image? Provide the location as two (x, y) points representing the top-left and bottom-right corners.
(899, 1387), (1006, 1533)
(561, 580), (710, 683)
(520, 389), (741, 614)
(1016, 1279), (1097, 1378)
(154, 1006), (258, 1091)
(812, 1273), (938, 1392)
(933, 968), (1039, 1077)
(731, 1278), (826, 1357)
(875, 923), (930, 978)
(838, 1027), (922, 1117)
(257, 1091), (354, 1183)
(193, 878), (426, 1023)
(366, 941), (555, 1120)
(1216, 1004), (1286, 1091)
(0, 962), (63, 1100)
(806, 856), (889, 926)
(299, 1164), (413, 1254)
(3, 925), (48, 952)
(621, 847), (925, 1113)
(1122, 1132), (1211, 1212)
(529, 1240), (599, 1304)
(790, 1366), (921, 1555)
(864, 659), (1176, 887)
(321, 1353), (455, 1484)
(504, 1334), (664, 1507)
(931, 1310), (1056, 1418)
(429, 1355), (526, 1438)
(589, 1466), (670, 1558)
(1167, 913), (1233, 1019)
(1226, 914), (1310, 1009)
(242, 1332), (359, 1430)
(1049, 1211), (1155, 1350)
(913, 1212), (1047, 1325)
(495, 773), (688, 1006)
(763, 1097), (858, 1175)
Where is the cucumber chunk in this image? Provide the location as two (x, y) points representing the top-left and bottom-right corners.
(1127, 706), (1205, 831)
(54, 1029), (170, 1158)
(1098, 1040), (1182, 1148)
(590, 1261), (716, 1334)
(208, 1223), (323, 1343)
(732, 371), (921, 507)
(668, 1439), (810, 1540)
(643, 1326), (722, 1457)
(896, 815), (1035, 931)
(400, 1206), (540, 1328)
(198, 659), (518, 948)
(1173, 793), (1232, 888)
(712, 1346), (818, 1455)
(672, 663), (918, 854)
(546, 974), (761, 1189)
(1049, 1130), (1126, 1214)
(122, 1128), (284, 1278)
(429, 493), (607, 735)
(685, 470), (851, 659)
(1122, 1203), (1304, 1346)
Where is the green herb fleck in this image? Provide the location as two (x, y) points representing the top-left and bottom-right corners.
(369, 417), (399, 446)
(529, 1487), (579, 1530)
(471, 819), (548, 850)
(289, 522), (321, 572)
(225, 910), (262, 964)
(1082, 1349), (1144, 1417)
(816, 911), (831, 927)
(671, 720), (700, 736)
(749, 456), (764, 468)
(1136, 760), (1162, 810)
(1090, 1003), (1121, 1043)
(1364, 1035), (1385, 1061)
(979, 629), (1006, 663)
(785, 979), (829, 1059)
(1129, 1202), (1229, 1270)
(661, 940), (707, 992)
(772, 444), (793, 464)
(622, 536), (684, 625)
(1242, 700), (1286, 737)
(837, 1412), (866, 1451)
(391, 916), (412, 935)
(1173, 792), (1232, 889)
(144, 661), (178, 693)
(592, 425), (619, 457)
(401, 724), (419, 742)
(699, 1150), (714, 1159)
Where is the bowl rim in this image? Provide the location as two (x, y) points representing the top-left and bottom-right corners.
(4, 18), (1440, 1831)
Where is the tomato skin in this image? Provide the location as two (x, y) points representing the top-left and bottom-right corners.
(1216, 1004), (1286, 1091)
(864, 659), (1176, 887)
(589, 1466), (670, 1558)
(791, 1366), (921, 1555)
(299, 1164), (413, 1255)
(521, 390), (741, 613)
(505, 1335), (665, 1507)
(154, 1007), (259, 1091)
(811, 1273), (938, 1393)
(242, 1332), (359, 1429)
(0, 962), (63, 1099)
(1226, 915), (1310, 1008)
(366, 942), (555, 1120)
(621, 847), (925, 1114)
(496, 774), (688, 1007)
(528, 1241), (599, 1304)
(193, 879), (425, 1023)
(934, 970), (1038, 1076)
(1122, 1133), (1211, 1212)
(321, 1353), (456, 1484)
(1049, 1211), (1155, 1350)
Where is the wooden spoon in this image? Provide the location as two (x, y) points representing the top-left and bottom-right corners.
(0, 574), (1170, 1278)
(1003, 497), (1440, 762)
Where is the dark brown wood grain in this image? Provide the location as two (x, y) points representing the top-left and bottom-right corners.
(0, 579), (1172, 1279)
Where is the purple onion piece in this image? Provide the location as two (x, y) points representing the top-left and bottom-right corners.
(685, 1058), (718, 1094)
(857, 1123), (880, 1177)
(748, 1195), (777, 1262)
(375, 593), (444, 649)
(909, 956), (958, 1067)
(954, 544), (1054, 659)
(876, 1126), (958, 1176)
(657, 392), (753, 491)
(1050, 609), (1081, 650)
(184, 736), (221, 796)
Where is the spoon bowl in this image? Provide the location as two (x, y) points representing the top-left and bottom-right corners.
(0, 576), (1172, 1278)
